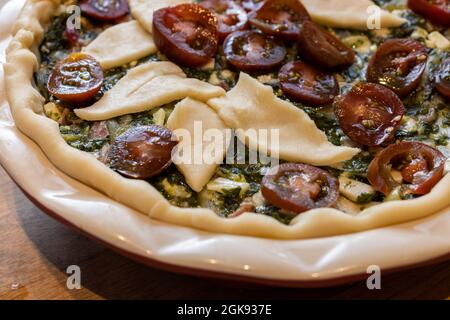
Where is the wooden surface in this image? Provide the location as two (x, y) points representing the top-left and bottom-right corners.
(0, 165), (449, 300)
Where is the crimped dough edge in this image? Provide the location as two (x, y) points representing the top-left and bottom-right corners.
(4, 0), (450, 239)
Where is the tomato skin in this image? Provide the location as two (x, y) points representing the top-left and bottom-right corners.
(435, 58), (450, 100)
(367, 39), (428, 97)
(368, 141), (446, 196)
(47, 53), (104, 104)
(407, 0), (450, 27)
(199, 0), (248, 43)
(261, 163), (339, 214)
(108, 125), (178, 180)
(334, 82), (405, 147)
(80, 0), (129, 21)
(279, 61), (339, 105)
(248, 0), (310, 41)
(401, 157), (429, 183)
(297, 21), (355, 70)
(223, 30), (286, 72)
(152, 4), (219, 67)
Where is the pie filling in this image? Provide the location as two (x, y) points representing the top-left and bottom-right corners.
(35, 0), (450, 223)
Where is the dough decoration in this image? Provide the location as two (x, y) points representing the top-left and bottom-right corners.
(83, 20), (157, 70)
(74, 61), (225, 121)
(208, 73), (361, 166)
(167, 98), (230, 192)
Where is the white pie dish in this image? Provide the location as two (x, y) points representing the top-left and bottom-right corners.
(1, 0), (449, 287)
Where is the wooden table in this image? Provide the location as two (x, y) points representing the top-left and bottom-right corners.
(0, 165), (449, 300)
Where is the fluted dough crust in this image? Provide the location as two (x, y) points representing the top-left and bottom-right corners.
(5, 0), (450, 239)
(83, 20), (157, 70)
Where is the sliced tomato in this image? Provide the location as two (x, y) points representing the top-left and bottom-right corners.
(107, 125), (178, 180)
(435, 57), (450, 100)
(47, 53), (103, 104)
(153, 4), (219, 67)
(368, 141), (446, 196)
(261, 163), (339, 214)
(248, 0), (310, 41)
(279, 61), (339, 105)
(297, 21), (355, 70)
(334, 82), (405, 147)
(240, 0), (264, 12)
(199, 0), (248, 42)
(367, 39), (428, 97)
(80, 0), (129, 21)
(407, 0), (450, 27)
(223, 30), (286, 72)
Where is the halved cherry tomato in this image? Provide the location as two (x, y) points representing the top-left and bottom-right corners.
(279, 61), (339, 105)
(435, 58), (450, 100)
(248, 0), (310, 41)
(401, 156), (429, 183)
(47, 53), (104, 104)
(153, 4), (219, 67)
(223, 30), (286, 72)
(297, 21), (355, 70)
(261, 163), (339, 214)
(334, 82), (405, 147)
(407, 0), (450, 27)
(80, 0), (129, 21)
(199, 0), (248, 42)
(240, 0), (264, 12)
(368, 141), (446, 196)
(367, 39), (428, 97)
(107, 125), (178, 179)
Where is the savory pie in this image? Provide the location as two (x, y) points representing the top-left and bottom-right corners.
(4, 0), (450, 239)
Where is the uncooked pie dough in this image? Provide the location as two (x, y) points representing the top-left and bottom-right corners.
(208, 73), (360, 166)
(74, 61), (225, 121)
(4, 0), (450, 240)
(129, 0), (191, 34)
(83, 20), (157, 70)
(167, 98), (230, 192)
(300, 0), (406, 30)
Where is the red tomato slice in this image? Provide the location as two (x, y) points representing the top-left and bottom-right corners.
(152, 4), (219, 67)
(223, 30), (286, 72)
(334, 82), (405, 147)
(108, 125), (178, 179)
(248, 0), (310, 41)
(297, 21), (355, 70)
(261, 163), (339, 214)
(199, 0), (248, 42)
(47, 53), (104, 104)
(407, 0), (450, 27)
(279, 61), (339, 105)
(368, 141), (446, 196)
(80, 0), (129, 21)
(367, 39), (428, 97)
